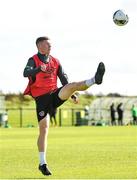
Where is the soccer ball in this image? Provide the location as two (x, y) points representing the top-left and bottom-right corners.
(113, 10), (129, 26)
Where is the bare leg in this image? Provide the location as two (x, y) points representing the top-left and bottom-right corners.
(58, 80), (89, 100)
(58, 62), (105, 100)
(37, 116), (49, 161)
(38, 116), (52, 176)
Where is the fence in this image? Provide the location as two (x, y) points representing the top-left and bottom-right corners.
(0, 107), (133, 128)
(0, 108), (86, 127)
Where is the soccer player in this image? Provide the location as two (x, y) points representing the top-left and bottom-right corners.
(131, 105), (137, 125)
(23, 36), (105, 176)
(110, 103), (116, 126)
(49, 106), (57, 126)
(117, 103), (124, 125)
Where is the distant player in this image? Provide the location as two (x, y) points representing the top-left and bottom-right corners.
(131, 105), (137, 125)
(23, 36), (105, 176)
(117, 103), (124, 125)
(110, 103), (116, 126)
(49, 106), (57, 126)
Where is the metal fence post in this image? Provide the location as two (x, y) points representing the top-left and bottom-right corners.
(19, 107), (23, 127)
(59, 108), (62, 126)
(72, 109), (74, 126)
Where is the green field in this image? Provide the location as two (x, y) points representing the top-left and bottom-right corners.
(0, 126), (137, 179)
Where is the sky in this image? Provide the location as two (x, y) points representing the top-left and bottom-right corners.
(0, 0), (137, 96)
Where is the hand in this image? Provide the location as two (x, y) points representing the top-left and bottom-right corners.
(40, 64), (47, 72)
(71, 94), (79, 104)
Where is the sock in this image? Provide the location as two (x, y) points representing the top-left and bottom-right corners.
(85, 77), (95, 87)
(39, 152), (47, 165)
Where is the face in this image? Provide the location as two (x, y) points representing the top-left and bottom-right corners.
(37, 40), (51, 55)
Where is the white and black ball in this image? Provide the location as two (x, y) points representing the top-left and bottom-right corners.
(113, 10), (129, 26)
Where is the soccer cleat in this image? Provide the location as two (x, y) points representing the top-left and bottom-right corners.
(95, 62), (105, 85)
(39, 164), (52, 176)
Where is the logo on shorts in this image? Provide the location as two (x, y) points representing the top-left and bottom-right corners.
(39, 111), (45, 117)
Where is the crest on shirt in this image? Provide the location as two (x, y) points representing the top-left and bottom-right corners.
(39, 111), (45, 117)
(45, 67), (55, 74)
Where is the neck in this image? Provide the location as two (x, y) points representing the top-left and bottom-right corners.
(38, 52), (49, 57)
(38, 52), (49, 62)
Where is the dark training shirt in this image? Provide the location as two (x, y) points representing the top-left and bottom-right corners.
(23, 52), (69, 86)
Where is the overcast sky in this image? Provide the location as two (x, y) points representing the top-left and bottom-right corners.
(0, 0), (137, 96)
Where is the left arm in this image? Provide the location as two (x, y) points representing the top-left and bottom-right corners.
(57, 64), (79, 103)
(57, 64), (69, 86)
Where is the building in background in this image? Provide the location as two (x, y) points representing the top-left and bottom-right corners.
(0, 94), (8, 127)
(89, 97), (137, 125)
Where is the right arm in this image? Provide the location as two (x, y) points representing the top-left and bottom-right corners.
(23, 58), (41, 77)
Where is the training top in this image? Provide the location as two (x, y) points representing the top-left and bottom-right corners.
(23, 53), (68, 97)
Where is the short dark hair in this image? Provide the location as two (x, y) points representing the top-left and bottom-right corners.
(36, 36), (49, 46)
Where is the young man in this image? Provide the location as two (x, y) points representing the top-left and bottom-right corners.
(110, 103), (116, 126)
(117, 103), (124, 125)
(23, 36), (105, 176)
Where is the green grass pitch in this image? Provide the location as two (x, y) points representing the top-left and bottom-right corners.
(0, 126), (137, 179)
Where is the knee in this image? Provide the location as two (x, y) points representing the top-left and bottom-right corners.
(40, 126), (49, 135)
(39, 119), (49, 135)
(68, 82), (78, 91)
(39, 126), (49, 138)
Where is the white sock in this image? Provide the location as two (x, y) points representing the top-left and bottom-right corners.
(85, 77), (95, 87)
(39, 152), (47, 165)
